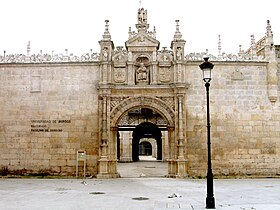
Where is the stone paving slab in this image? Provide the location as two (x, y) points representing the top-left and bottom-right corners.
(118, 161), (168, 178)
(0, 178), (279, 210)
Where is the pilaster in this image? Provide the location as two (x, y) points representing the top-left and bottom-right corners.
(176, 94), (187, 178)
(265, 20), (278, 103)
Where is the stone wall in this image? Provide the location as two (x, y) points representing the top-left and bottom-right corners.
(1, 60), (280, 177)
(185, 61), (280, 177)
(0, 63), (100, 176)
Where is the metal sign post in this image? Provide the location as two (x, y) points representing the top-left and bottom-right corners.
(76, 150), (86, 178)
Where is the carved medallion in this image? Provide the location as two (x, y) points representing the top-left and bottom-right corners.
(159, 67), (171, 82)
(114, 68), (126, 83)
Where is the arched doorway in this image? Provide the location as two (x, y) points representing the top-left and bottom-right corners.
(139, 139), (157, 160)
(116, 107), (168, 163)
(132, 122), (162, 161)
(97, 96), (187, 178)
(139, 141), (152, 156)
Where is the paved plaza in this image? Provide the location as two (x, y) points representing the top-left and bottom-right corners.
(0, 176), (279, 210)
(0, 159), (279, 210)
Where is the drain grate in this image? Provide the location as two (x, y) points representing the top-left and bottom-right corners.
(132, 197), (149, 201)
(89, 192), (105, 195)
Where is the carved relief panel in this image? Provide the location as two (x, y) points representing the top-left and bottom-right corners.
(112, 47), (128, 84)
(159, 67), (171, 83)
(158, 48), (173, 83)
(113, 68), (126, 83)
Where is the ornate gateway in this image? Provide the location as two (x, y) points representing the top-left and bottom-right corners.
(96, 7), (189, 178)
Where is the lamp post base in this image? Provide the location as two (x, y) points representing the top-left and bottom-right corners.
(206, 197), (215, 209)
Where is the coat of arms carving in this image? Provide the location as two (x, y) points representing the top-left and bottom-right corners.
(114, 68), (126, 83)
(159, 67), (171, 83)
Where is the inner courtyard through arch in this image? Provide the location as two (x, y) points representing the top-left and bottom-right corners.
(116, 108), (168, 177)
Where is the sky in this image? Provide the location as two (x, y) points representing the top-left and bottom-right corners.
(1, 0), (279, 56)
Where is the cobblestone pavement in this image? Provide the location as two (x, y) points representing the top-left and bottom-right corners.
(0, 177), (279, 210)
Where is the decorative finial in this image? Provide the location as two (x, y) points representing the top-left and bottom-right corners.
(175, 20), (179, 29)
(265, 20), (274, 48)
(266, 20), (273, 37)
(250, 35), (258, 60)
(27, 41), (31, 56)
(250, 34), (255, 46)
(105, 20), (109, 32)
(139, 0), (142, 7)
(218, 35), (221, 56)
(173, 20), (182, 41)
(238, 45), (244, 58)
(128, 26), (132, 39)
(102, 20), (111, 41)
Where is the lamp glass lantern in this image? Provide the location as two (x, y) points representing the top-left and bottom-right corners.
(199, 57), (214, 83)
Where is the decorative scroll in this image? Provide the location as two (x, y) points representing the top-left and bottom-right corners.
(0, 47), (268, 64)
(0, 52), (100, 63)
(118, 108), (168, 126)
(185, 51), (264, 62)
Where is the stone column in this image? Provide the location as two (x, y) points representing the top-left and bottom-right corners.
(176, 94), (186, 178)
(107, 64), (112, 84)
(109, 127), (119, 177)
(100, 63), (108, 85)
(178, 94), (184, 158)
(151, 62), (157, 84)
(97, 96), (109, 178)
(167, 127), (176, 177)
(120, 131), (132, 162)
(266, 51), (278, 103)
(265, 20), (278, 103)
(129, 131), (133, 161)
(161, 130), (166, 160)
(127, 62), (134, 85)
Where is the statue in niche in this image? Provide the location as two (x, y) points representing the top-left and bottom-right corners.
(176, 47), (182, 60)
(136, 63), (148, 81)
(128, 52), (132, 61)
(102, 47), (108, 61)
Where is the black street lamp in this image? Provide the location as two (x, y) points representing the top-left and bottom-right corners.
(199, 56), (215, 209)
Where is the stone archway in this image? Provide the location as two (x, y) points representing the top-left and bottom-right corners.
(97, 95), (187, 178)
(110, 96), (175, 128)
(139, 140), (154, 156)
(132, 122), (162, 161)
